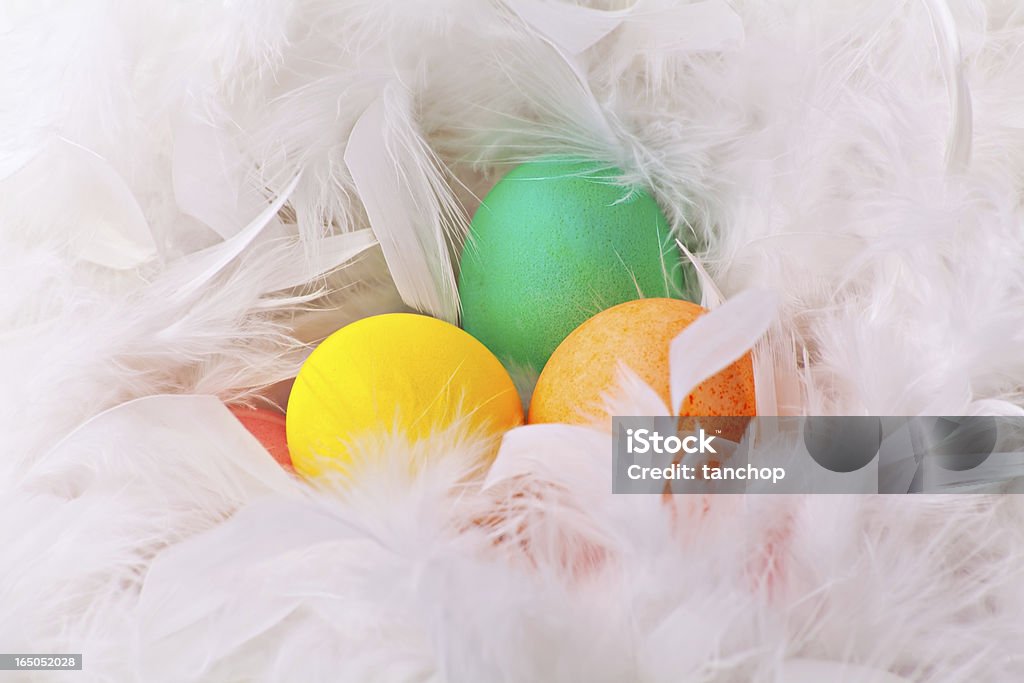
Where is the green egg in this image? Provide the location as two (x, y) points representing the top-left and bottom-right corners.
(457, 157), (691, 372)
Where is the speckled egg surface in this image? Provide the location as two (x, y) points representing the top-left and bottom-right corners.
(528, 298), (756, 425)
(458, 158), (687, 372)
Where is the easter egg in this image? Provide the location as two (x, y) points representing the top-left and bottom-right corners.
(528, 298), (755, 428)
(228, 405), (293, 470)
(458, 157), (689, 372)
(286, 313), (523, 477)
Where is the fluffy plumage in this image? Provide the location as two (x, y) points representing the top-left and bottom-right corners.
(3, 0), (1024, 680)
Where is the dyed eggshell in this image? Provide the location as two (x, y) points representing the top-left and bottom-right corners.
(528, 298), (755, 429)
(286, 313), (523, 477)
(458, 157), (687, 372)
(228, 405), (292, 470)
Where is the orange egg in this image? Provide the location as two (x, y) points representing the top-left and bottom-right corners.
(228, 405), (293, 471)
(528, 298), (756, 430)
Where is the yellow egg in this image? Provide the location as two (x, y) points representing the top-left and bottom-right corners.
(529, 298), (755, 431)
(286, 313), (523, 477)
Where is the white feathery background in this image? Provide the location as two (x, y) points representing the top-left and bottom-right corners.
(2, 0), (1024, 681)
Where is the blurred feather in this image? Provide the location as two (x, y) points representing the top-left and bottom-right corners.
(750, 325), (788, 417)
(923, 0), (973, 173)
(618, 0), (744, 54)
(1, 395), (302, 671)
(779, 658), (912, 682)
(172, 113), (255, 239)
(505, 0), (742, 57)
(35, 394), (297, 496)
(1, 138), (156, 269)
(138, 498), (362, 680)
(503, 0), (625, 55)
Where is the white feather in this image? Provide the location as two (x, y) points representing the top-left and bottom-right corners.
(254, 229), (378, 294)
(669, 289), (778, 415)
(344, 86), (465, 323)
(163, 173), (301, 302)
(484, 423), (610, 490)
(677, 237), (725, 309)
(602, 363), (672, 420)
